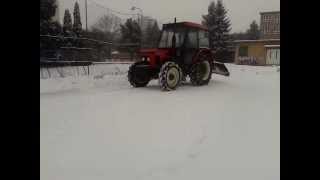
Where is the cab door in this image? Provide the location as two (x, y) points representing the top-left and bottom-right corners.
(182, 30), (199, 65)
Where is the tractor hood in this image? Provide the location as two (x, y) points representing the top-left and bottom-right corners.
(139, 48), (158, 53)
(139, 48), (171, 56)
(138, 48), (173, 68)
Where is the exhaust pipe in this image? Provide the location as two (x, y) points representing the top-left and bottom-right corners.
(172, 17), (176, 49)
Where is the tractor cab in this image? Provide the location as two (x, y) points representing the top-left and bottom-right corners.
(158, 22), (210, 65)
(159, 22), (209, 48)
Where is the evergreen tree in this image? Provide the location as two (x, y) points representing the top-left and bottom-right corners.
(40, 0), (57, 21)
(62, 9), (74, 48)
(143, 21), (160, 48)
(246, 20), (260, 40)
(63, 9), (73, 36)
(40, 0), (59, 34)
(40, 0), (62, 55)
(120, 18), (142, 44)
(142, 22), (152, 47)
(202, 0), (231, 54)
(215, 0), (231, 52)
(73, 2), (82, 37)
(47, 22), (62, 35)
(150, 21), (161, 47)
(120, 19), (142, 59)
(202, 1), (217, 49)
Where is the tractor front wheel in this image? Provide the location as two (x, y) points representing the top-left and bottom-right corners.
(128, 61), (151, 87)
(159, 61), (182, 91)
(190, 59), (212, 86)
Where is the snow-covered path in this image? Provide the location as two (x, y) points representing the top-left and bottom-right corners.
(40, 64), (280, 180)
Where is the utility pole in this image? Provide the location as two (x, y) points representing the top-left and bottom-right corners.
(85, 0), (88, 31)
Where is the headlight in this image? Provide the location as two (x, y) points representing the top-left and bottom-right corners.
(141, 57), (150, 61)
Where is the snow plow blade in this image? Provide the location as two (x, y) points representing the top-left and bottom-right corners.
(212, 62), (230, 76)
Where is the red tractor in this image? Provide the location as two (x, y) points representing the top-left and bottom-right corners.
(128, 19), (230, 91)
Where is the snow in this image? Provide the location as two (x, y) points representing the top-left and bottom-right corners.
(264, 45), (280, 48)
(40, 63), (280, 180)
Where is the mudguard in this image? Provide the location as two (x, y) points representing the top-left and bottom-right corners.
(193, 49), (230, 77)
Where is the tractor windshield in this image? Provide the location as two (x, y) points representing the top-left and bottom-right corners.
(158, 29), (185, 48)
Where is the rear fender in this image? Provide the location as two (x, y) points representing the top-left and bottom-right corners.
(192, 48), (214, 64)
(192, 48), (230, 76)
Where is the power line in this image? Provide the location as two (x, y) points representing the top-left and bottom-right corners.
(86, 0), (163, 27)
(40, 35), (140, 47)
(88, 0), (138, 16)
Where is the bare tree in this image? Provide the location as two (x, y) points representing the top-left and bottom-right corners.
(91, 14), (121, 41)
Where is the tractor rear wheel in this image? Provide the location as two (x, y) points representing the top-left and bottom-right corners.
(128, 61), (151, 87)
(159, 61), (182, 91)
(190, 59), (212, 86)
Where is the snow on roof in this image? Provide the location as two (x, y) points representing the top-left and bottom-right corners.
(260, 11), (280, 15)
(111, 51), (119, 54)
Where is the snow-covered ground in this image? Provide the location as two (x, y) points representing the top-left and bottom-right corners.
(40, 64), (280, 180)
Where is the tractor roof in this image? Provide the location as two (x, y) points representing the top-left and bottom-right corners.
(162, 21), (208, 31)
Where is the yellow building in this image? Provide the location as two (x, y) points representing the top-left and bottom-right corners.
(234, 39), (280, 65)
(234, 11), (280, 65)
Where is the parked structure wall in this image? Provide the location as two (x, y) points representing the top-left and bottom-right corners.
(234, 40), (280, 65)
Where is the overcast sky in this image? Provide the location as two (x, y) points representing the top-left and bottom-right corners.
(58, 0), (279, 33)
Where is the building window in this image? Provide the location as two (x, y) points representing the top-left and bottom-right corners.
(239, 46), (248, 57)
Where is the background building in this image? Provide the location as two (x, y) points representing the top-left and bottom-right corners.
(234, 11), (280, 65)
(140, 16), (157, 30)
(260, 11), (280, 39)
(234, 39), (280, 65)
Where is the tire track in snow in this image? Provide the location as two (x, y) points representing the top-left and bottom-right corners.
(137, 128), (209, 180)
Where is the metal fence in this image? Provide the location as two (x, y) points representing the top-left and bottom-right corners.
(40, 35), (140, 63)
(40, 61), (133, 79)
(40, 34), (141, 79)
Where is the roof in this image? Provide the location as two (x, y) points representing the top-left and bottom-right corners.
(260, 11), (280, 15)
(182, 22), (208, 31)
(163, 21), (208, 31)
(233, 39), (280, 43)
